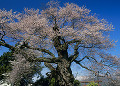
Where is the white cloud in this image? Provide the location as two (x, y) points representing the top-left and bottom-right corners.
(75, 76), (89, 81)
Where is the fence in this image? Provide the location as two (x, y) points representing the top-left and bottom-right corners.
(80, 80), (102, 86)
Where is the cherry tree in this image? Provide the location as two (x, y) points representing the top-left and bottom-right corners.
(0, 1), (119, 86)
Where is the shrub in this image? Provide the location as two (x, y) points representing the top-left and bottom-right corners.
(74, 80), (81, 86)
(87, 81), (98, 86)
(49, 78), (55, 86)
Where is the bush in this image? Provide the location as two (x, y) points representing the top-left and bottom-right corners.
(74, 80), (81, 86)
(49, 78), (55, 86)
(87, 81), (98, 86)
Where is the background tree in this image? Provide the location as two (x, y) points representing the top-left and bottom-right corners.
(82, 68), (120, 86)
(0, 1), (119, 86)
(0, 50), (43, 86)
(0, 51), (13, 80)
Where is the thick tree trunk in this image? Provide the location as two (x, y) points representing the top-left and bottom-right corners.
(56, 58), (74, 86)
(53, 35), (74, 85)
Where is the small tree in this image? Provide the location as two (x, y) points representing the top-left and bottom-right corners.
(0, 1), (119, 86)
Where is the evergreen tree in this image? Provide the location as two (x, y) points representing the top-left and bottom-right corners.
(0, 51), (13, 80)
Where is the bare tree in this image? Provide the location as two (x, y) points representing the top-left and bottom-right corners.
(0, 1), (119, 86)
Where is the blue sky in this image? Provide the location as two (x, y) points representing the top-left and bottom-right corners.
(0, 0), (120, 56)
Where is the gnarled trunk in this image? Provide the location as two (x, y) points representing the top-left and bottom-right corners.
(53, 35), (74, 85)
(56, 58), (74, 86)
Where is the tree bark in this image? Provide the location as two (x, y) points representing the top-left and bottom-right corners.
(56, 58), (74, 86)
(53, 35), (74, 86)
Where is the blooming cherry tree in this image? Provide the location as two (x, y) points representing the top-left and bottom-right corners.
(0, 1), (119, 86)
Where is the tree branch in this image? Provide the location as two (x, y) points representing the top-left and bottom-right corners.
(77, 56), (98, 63)
(0, 40), (60, 63)
(33, 57), (61, 63)
(0, 24), (6, 43)
(28, 47), (55, 58)
(15, 48), (61, 63)
(44, 62), (56, 71)
(69, 43), (79, 62)
(66, 39), (81, 45)
(74, 60), (95, 72)
(0, 41), (15, 51)
(78, 45), (94, 48)
(74, 60), (112, 79)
